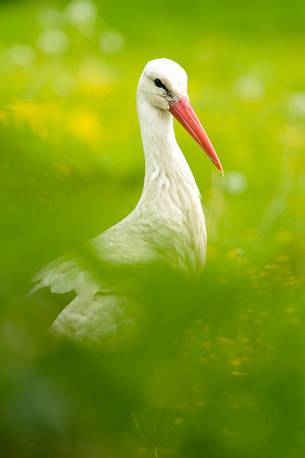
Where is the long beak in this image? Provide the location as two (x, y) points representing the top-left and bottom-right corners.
(170, 96), (223, 174)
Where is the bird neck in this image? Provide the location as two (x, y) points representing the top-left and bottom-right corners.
(137, 96), (199, 197)
(136, 96), (206, 272)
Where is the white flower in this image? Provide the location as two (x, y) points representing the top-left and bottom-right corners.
(38, 29), (69, 55)
(235, 74), (264, 101)
(65, 0), (97, 25)
(288, 93), (305, 118)
(100, 31), (124, 54)
(225, 171), (247, 195)
(8, 45), (35, 67)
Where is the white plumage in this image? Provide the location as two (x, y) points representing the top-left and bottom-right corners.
(32, 58), (223, 341)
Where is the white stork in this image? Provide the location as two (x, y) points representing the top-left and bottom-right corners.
(32, 58), (223, 341)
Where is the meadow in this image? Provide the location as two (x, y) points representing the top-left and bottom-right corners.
(0, 1), (304, 456)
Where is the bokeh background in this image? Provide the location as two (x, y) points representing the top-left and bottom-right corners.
(0, 0), (305, 457)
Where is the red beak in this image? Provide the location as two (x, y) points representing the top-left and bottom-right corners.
(170, 96), (223, 174)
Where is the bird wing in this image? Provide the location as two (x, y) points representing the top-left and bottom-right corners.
(31, 213), (160, 341)
(31, 201), (204, 341)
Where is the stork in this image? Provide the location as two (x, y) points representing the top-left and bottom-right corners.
(32, 58), (223, 341)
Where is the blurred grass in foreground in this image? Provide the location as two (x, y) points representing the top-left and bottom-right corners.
(0, 0), (305, 457)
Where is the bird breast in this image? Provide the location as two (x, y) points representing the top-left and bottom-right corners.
(134, 169), (207, 273)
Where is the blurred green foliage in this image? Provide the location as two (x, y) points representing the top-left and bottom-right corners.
(0, 0), (305, 457)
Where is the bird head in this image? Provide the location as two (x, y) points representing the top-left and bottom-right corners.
(137, 58), (223, 174)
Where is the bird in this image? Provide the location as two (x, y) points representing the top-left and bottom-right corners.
(32, 58), (223, 342)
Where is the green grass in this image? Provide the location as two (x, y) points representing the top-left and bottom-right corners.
(0, 1), (305, 457)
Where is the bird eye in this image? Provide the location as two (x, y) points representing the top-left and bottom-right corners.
(154, 78), (165, 89)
